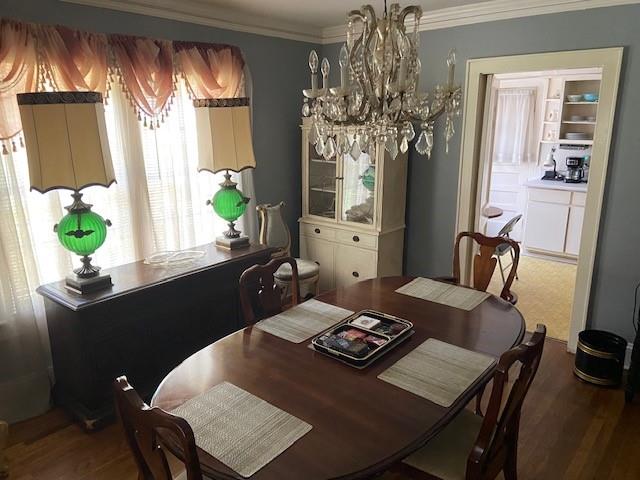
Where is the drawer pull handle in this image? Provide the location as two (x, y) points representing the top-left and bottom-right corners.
(352, 235), (360, 242)
(314, 228), (321, 234)
(352, 271), (359, 278)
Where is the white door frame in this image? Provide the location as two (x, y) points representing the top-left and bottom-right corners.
(455, 48), (623, 352)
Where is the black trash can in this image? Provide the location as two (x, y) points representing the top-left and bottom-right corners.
(574, 330), (627, 387)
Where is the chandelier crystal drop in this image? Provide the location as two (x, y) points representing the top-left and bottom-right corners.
(302, 2), (462, 160)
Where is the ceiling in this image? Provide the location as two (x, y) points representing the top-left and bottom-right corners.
(188, 0), (493, 29)
(64, 0), (640, 43)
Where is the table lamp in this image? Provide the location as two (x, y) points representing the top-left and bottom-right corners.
(18, 91), (116, 294)
(194, 97), (256, 250)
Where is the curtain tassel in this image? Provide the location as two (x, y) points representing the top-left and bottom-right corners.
(12, 140), (17, 152)
(143, 117), (148, 128)
(156, 119), (160, 129)
(137, 111), (142, 121)
(2, 143), (8, 155)
(19, 136), (25, 148)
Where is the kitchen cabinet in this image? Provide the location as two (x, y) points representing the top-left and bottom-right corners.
(523, 186), (586, 257)
(565, 206), (585, 256)
(299, 118), (408, 292)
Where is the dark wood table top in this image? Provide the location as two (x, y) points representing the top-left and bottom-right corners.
(152, 276), (525, 480)
(36, 243), (271, 311)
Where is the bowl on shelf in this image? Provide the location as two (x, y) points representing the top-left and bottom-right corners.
(565, 132), (591, 140)
(582, 93), (599, 102)
(586, 116), (596, 122)
(569, 115), (586, 121)
(566, 94), (583, 102)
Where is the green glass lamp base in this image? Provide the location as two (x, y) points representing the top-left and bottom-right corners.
(207, 171), (251, 249)
(55, 191), (113, 294)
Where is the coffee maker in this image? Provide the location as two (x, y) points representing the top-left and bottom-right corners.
(565, 157), (585, 183)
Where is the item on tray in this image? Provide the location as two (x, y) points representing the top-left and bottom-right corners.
(582, 93), (599, 102)
(566, 94), (583, 102)
(351, 315), (381, 329)
(338, 328), (367, 341)
(364, 335), (387, 347)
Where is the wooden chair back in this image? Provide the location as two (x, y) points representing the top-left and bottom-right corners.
(113, 376), (203, 480)
(467, 325), (547, 479)
(453, 231), (520, 303)
(239, 256), (300, 326)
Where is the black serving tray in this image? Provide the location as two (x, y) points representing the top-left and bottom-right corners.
(311, 310), (414, 368)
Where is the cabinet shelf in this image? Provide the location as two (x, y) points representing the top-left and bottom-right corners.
(564, 101), (598, 105)
(540, 139), (594, 145)
(311, 158), (336, 165)
(562, 121), (596, 125)
(310, 187), (336, 194)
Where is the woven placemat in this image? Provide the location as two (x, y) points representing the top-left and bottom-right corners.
(378, 338), (496, 407)
(395, 277), (490, 311)
(172, 382), (312, 478)
(256, 299), (354, 343)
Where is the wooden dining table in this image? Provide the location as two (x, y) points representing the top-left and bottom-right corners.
(152, 276), (525, 480)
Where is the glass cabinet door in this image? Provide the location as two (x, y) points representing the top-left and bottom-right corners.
(307, 141), (337, 220)
(340, 147), (376, 225)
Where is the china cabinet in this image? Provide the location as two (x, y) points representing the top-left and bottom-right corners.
(299, 118), (408, 292)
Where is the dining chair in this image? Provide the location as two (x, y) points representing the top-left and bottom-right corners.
(113, 376), (206, 480)
(239, 256), (300, 326)
(257, 202), (320, 298)
(495, 215), (522, 286)
(397, 324), (547, 480)
(449, 231), (520, 305)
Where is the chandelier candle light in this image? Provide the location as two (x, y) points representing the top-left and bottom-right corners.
(18, 91), (116, 294)
(302, 2), (462, 161)
(195, 97), (256, 250)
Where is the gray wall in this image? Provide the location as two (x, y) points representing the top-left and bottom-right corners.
(1, 0), (318, 254)
(323, 4), (640, 342)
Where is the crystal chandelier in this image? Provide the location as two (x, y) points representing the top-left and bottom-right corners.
(302, 1), (462, 161)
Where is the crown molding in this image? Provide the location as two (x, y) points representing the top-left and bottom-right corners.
(60, 0), (324, 44)
(321, 0), (640, 44)
(62, 0), (639, 45)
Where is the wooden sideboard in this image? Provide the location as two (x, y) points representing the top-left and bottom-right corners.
(37, 244), (272, 430)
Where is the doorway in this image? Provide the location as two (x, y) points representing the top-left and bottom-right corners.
(455, 49), (623, 351)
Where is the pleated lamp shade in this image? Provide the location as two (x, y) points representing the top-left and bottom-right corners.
(194, 97), (256, 174)
(17, 91), (115, 193)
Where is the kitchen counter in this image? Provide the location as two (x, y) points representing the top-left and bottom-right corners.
(524, 178), (588, 193)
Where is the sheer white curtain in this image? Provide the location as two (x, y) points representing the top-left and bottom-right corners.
(492, 88), (537, 164)
(0, 79), (256, 422)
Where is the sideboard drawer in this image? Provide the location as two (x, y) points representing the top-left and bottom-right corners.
(335, 230), (378, 250)
(300, 222), (336, 241)
(528, 188), (571, 205)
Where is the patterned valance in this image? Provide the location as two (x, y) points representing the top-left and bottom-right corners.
(0, 18), (245, 151)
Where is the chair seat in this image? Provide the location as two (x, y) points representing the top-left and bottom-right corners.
(274, 258), (319, 281)
(495, 242), (513, 256)
(403, 409), (483, 480)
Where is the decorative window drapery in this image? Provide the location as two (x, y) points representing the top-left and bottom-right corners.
(0, 18), (245, 151)
(0, 20), (37, 149)
(175, 42), (245, 100)
(492, 88), (537, 164)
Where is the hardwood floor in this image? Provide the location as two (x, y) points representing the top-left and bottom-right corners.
(5, 338), (640, 480)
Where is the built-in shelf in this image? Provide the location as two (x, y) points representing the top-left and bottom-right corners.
(545, 98), (562, 102)
(311, 158), (336, 164)
(544, 120), (560, 125)
(541, 139), (593, 145)
(310, 187), (336, 194)
(562, 121), (596, 125)
(564, 101), (599, 105)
